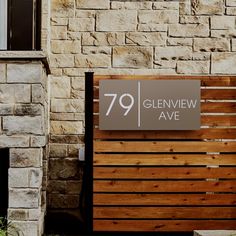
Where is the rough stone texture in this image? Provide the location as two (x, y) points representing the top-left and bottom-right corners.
(193, 38), (230, 52)
(169, 24), (209, 37)
(0, 64), (6, 83)
(177, 61), (210, 74)
(48, 0), (236, 228)
(211, 16), (236, 29)
(192, 0), (224, 15)
(212, 52), (236, 73)
(113, 46), (152, 68)
(96, 10), (137, 31)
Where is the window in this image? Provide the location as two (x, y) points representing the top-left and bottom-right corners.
(0, 0), (41, 50)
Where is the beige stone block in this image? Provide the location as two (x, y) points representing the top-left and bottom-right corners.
(96, 10), (137, 31)
(67, 31), (81, 40)
(49, 144), (67, 158)
(180, 0), (191, 15)
(212, 52), (236, 74)
(0, 104), (14, 115)
(51, 0), (74, 17)
(169, 24), (209, 37)
(155, 46), (192, 60)
(51, 26), (67, 40)
(28, 209), (41, 220)
(0, 64), (6, 83)
(82, 32), (125, 46)
(51, 68), (63, 76)
(7, 64), (41, 83)
(50, 112), (83, 121)
(30, 136), (47, 147)
(111, 2), (123, 9)
(51, 18), (68, 26)
(50, 76), (70, 98)
(0, 135), (29, 148)
(3, 116), (44, 135)
(138, 10), (179, 24)
(10, 220), (39, 236)
(9, 189), (39, 208)
(75, 54), (111, 68)
(126, 32), (166, 46)
(50, 54), (74, 68)
(0, 84), (31, 103)
(51, 99), (84, 113)
(167, 38), (193, 46)
(226, 7), (236, 15)
(75, 10), (96, 18)
(51, 40), (81, 54)
(192, 0), (224, 15)
(180, 16), (209, 24)
(51, 121), (83, 135)
(153, 2), (179, 10)
(9, 168), (29, 188)
(194, 38), (230, 52)
(211, 29), (236, 38)
(82, 46), (111, 55)
(113, 46), (153, 68)
(138, 24), (168, 32)
(68, 144), (80, 157)
(232, 39), (236, 51)
(226, 0), (236, 6)
(68, 18), (95, 32)
(76, 0), (109, 9)
(8, 209), (28, 221)
(177, 61), (210, 74)
(211, 16), (235, 29)
(10, 148), (42, 168)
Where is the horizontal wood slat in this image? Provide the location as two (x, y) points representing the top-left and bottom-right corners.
(94, 207), (236, 219)
(94, 102), (236, 113)
(94, 141), (236, 153)
(93, 220), (236, 232)
(94, 115), (236, 126)
(94, 87), (236, 100)
(93, 193), (236, 206)
(94, 75), (236, 86)
(94, 180), (236, 192)
(93, 167), (236, 179)
(94, 154), (236, 166)
(94, 128), (236, 140)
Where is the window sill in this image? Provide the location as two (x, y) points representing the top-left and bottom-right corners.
(0, 50), (50, 74)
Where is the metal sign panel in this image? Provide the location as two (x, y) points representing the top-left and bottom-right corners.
(99, 80), (200, 130)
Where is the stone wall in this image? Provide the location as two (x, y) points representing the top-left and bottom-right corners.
(0, 58), (49, 236)
(48, 0), (236, 219)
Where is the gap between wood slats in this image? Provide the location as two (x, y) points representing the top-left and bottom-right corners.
(93, 180), (236, 192)
(93, 193), (236, 206)
(93, 219), (236, 232)
(93, 75), (236, 87)
(93, 207), (236, 219)
(93, 102), (236, 113)
(93, 167), (236, 179)
(94, 128), (236, 140)
(93, 87), (236, 100)
(94, 141), (236, 153)
(93, 115), (236, 127)
(93, 154), (236, 166)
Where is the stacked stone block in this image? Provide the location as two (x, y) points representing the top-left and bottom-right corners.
(49, 0), (236, 218)
(0, 61), (49, 236)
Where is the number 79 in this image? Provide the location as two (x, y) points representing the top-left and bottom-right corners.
(104, 93), (134, 116)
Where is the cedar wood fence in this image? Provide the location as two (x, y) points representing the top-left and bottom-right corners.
(85, 73), (236, 233)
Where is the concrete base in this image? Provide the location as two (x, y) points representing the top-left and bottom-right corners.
(194, 230), (236, 236)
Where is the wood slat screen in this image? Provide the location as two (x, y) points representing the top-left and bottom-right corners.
(90, 75), (236, 233)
